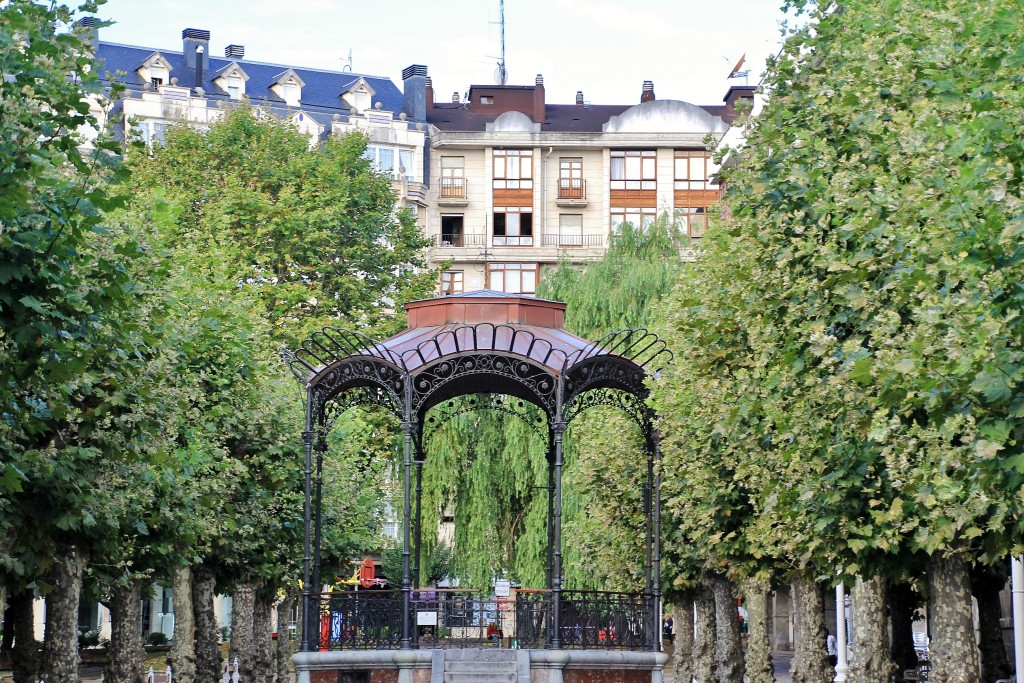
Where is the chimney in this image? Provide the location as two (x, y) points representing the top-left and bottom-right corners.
(225, 44), (245, 58)
(575, 91), (584, 106)
(723, 85), (757, 124)
(182, 28), (210, 70)
(194, 45), (205, 91)
(533, 74), (545, 123)
(641, 80), (655, 103)
(74, 16), (99, 52)
(401, 64), (428, 120)
(452, 91), (460, 103)
(425, 77), (434, 111)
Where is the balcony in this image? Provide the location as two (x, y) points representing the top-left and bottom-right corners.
(542, 233), (605, 248)
(556, 179), (587, 207)
(438, 177), (469, 206)
(433, 233), (486, 248)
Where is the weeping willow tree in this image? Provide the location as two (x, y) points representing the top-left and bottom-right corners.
(539, 214), (690, 591)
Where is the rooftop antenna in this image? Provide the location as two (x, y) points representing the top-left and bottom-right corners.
(342, 49), (353, 72)
(494, 0), (507, 85)
(726, 53), (749, 85)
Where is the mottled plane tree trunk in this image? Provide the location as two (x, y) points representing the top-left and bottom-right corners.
(926, 550), (980, 683)
(105, 579), (146, 683)
(693, 580), (717, 683)
(276, 589), (297, 683)
(193, 565), (221, 682)
(169, 565), (196, 683)
(668, 594), (694, 683)
(848, 575), (895, 683)
(789, 571), (831, 683)
(231, 583), (258, 682)
(710, 571), (745, 683)
(41, 543), (88, 683)
(9, 589), (40, 683)
(743, 577), (775, 683)
(254, 591), (274, 683)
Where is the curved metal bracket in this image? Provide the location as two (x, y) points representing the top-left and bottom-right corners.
(563, 386), (653, 434)
(422, 395), (548, 443)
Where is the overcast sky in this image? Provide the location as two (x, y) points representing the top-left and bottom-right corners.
(95, 0), (793, 107)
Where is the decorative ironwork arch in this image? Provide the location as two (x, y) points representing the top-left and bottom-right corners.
(563, 387), (653, 434)
(423, 394), (549, 444)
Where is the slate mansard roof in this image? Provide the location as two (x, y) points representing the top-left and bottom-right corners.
(95, 41), (409, 122)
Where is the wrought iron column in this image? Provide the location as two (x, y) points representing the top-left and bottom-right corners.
(300, 391), (315, 652)
(546, 430), (555, 590)
(413, 459), (424, 590)
(551, 420), (566, 649)
(651, 429), (663, 652)
(401, 376), (415, 650)
(312, 433), (327, 597)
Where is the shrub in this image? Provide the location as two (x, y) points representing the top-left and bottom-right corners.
(147, 631), (169, 646)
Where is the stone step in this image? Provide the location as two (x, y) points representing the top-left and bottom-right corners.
(443, 648), (518, 662)
(444, 660), (518, 673)
(443, 672), (517, 683)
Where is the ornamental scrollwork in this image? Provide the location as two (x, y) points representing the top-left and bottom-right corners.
(423, 394), (548, 443)
(563, 387), (653, 434)
(309, 357), (405, 427)
(563, 357), (648, 407)
(411, 353), (557, 417)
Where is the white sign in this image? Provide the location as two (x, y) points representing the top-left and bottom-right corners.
(417, 611), (438, 626)
(494, 580), (511, 598)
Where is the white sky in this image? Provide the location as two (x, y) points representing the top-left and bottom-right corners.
(95, 0), (793, 107)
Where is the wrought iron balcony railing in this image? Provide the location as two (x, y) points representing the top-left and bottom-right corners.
(558, 178), (586, 200)
(440, 177), (468, 199)
(541, 234), (605, 248)
(434, 233), (486, 247)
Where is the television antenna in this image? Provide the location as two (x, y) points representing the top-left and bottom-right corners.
(494, 0), (507, 84)
(341, 49), (353, 72)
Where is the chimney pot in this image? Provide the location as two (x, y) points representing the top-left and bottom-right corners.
(535, 74), (544, 85)
(576, 91), (584, 106)
(641, 80), (655, 103)
(225, 44), (245, 58)
(452, 91), (460, 103)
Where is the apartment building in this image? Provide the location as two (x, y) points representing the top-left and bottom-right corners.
(402, 67), (754, 295)
(79, 20), (430, 223)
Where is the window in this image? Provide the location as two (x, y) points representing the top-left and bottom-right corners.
(440, 215), (464, 246)
(559, 158), (584, 199)
(441, 156), (465, 198)
(227, 76), (242, 100)
(674, 151), (712, 189)
(610, 150), (656, 190)
(488, 263), (538, 295)
(364, 146), (415, 180)
(493, 150), (533, 189)
(151, 77), (164, 89)
(480, 96), (494, 105)
(611, 207), (656, 231)
(282, 81), (300, 106)
(132, 120), (168, 147)
(441, 270), (464, 295)
(383, 521), (400, 539)
(558, 214), (583, 246)
(493, 207), (533, 246)
(674, 207), (712, 238)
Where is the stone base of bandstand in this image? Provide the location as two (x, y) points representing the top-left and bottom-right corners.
(293, 649), (670, 683)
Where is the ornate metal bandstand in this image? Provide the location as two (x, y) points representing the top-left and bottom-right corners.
(284, 291), (671, 683)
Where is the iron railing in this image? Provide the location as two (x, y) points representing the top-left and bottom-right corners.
(434, 233), (486, 247)
(541, 234), (605, 248)
(558, 178), (586, 200)
(306, 589), (654, 651)
(440, 177), (468, 199)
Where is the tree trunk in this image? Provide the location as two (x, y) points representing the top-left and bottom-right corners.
(231, 583), (258, 682)
(669, 594), (695, 683)
(709, 570), (745, 683)
(789, 570), (831, 683)
(926, 550), (980, 683)
(276, 589), (296, 683)
(254, 591), (274, 683)
(693, 579), (717, 683)
(41, 543), (88, 683)
(971, 563), (1012, 683)
(104, 579), (146, 683)
(888, 581), (918, 676)
(193, 565), (221, 682)
(743, 577), (775, 683)
(848, 575), (896, 683)
(169, 565), (197, 683)
(9, 589), (40, 683)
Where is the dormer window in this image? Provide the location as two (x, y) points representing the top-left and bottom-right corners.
(270, 69), (304, 107)
(341, 77), (376, 114)
(138, 53), (172, 90)
(214, 62), (250, 101)
(282, 81), (299, 106)
(227, 76), (242, 100)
